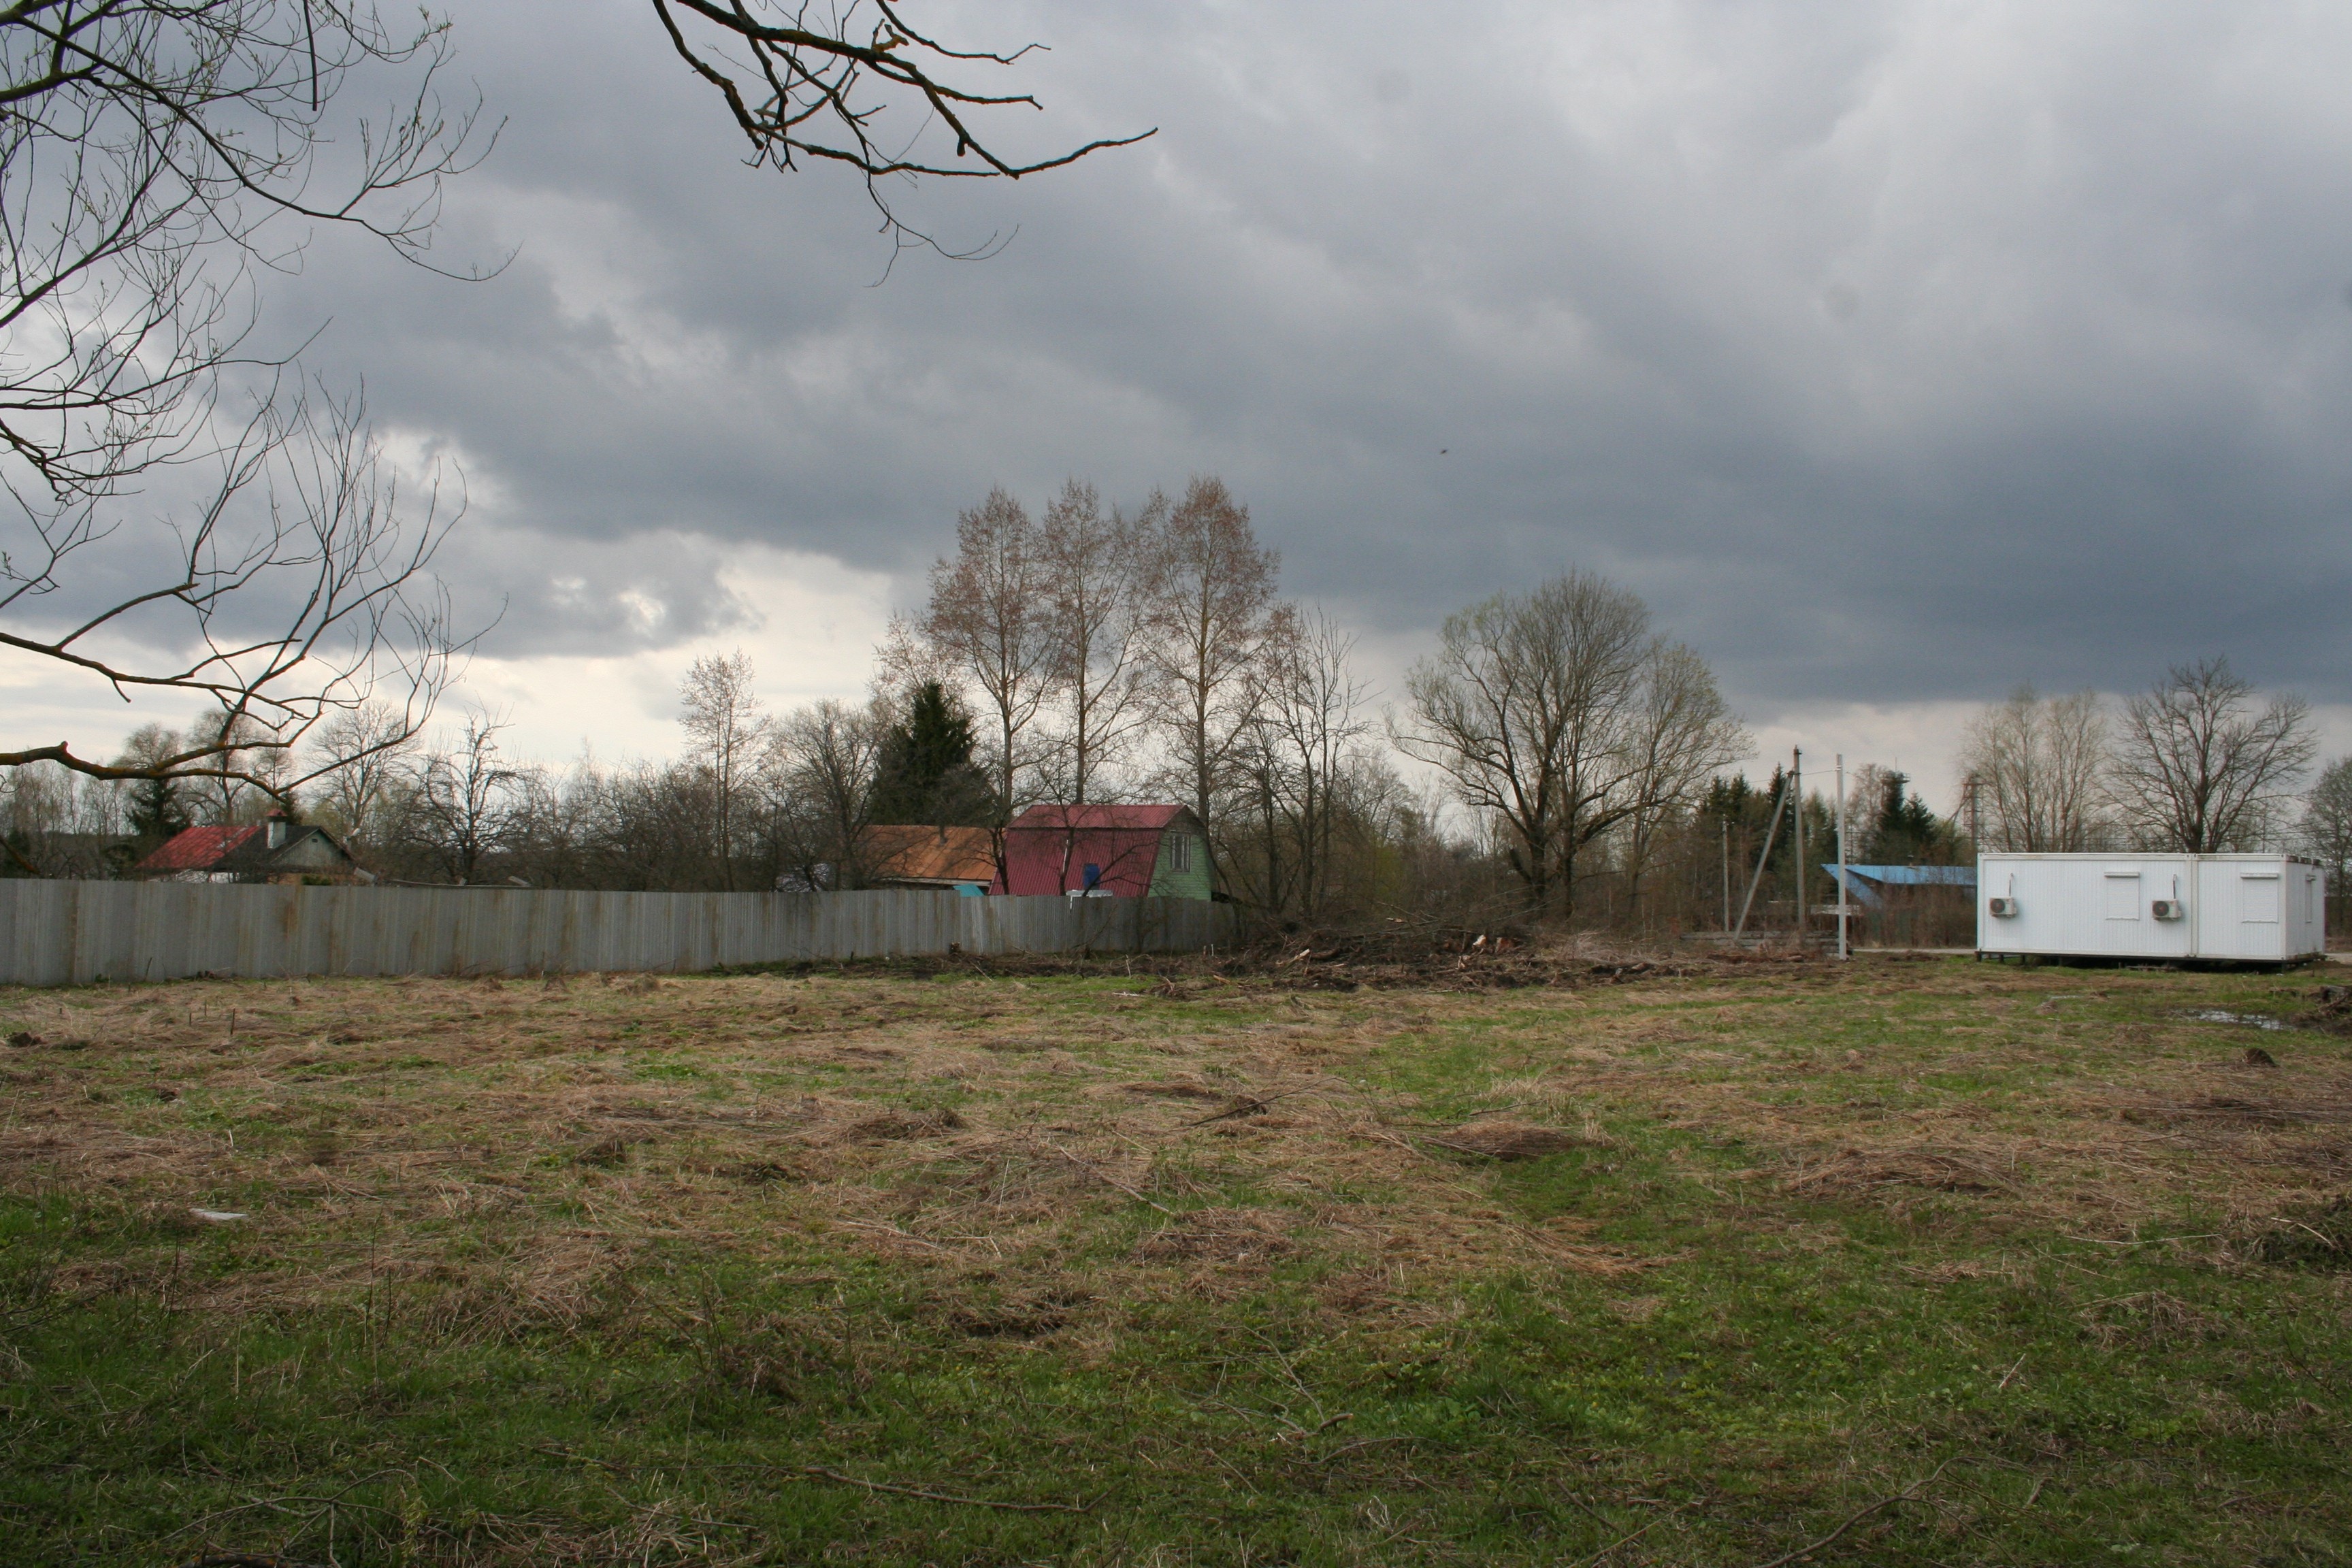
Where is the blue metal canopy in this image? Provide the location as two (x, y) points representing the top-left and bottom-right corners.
(1818, 864), (1976, 908)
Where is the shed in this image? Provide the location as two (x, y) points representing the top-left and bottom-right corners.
(137, 815), (361, 884)
(1816, 864), (1976, 909)
(994, 804), (1212, 899)
(1977, 852), (2324, 964)
(860, 824), (997, 896)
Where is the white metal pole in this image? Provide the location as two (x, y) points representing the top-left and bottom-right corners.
(1835, 753), (1850, 962)
(1792, 747), (1805, 946)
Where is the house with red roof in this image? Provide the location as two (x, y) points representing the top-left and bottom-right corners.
(993, 804), (1212, 899)
(136, 813), (361, 884)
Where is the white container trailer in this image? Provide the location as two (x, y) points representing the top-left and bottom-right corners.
(1976, 853), (2325, 964)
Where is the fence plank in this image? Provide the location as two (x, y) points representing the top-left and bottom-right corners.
(0, 884), (1239, 987)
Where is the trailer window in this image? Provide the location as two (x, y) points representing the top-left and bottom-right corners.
(2104, 872), (2141, 921)
(2242, 872), (2281, 924)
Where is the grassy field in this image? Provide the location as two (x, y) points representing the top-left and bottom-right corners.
(3, 951), (2350, 1566)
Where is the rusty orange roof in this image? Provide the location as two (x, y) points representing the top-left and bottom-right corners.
(861, 824), (998, 885)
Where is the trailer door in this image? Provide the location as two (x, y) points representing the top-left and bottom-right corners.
(2196, 860), (2286, 961)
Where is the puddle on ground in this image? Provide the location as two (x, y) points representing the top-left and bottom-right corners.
(2186, 1009), (2287, 1031)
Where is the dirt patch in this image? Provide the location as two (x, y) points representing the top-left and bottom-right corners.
(841, 1108), (965, 1142)
(2296, 985), (2352, 1037)
(1135, 1207), (1296, 1264)
(1783, 1146), (2012, 1196)
(945, 1289), (1090, 1340)
(2079, 1290), (2225, 1348)
(2127, 1094), (2352, 1128)
(2248, 1195), (2352, 1269)
(1427, 1120), (1590, 1160)
(1120, 1079), (1226, 1102)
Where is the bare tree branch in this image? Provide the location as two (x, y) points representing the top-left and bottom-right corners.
(649, 0), (1153, 257)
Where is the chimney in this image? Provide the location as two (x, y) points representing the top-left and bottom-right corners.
(265, 811), (289, 851)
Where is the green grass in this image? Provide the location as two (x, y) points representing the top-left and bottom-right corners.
(1, 958), (2349, 1564)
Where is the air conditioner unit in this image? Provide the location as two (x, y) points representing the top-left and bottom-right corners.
(1987, 897), (2019, 917)
(2151, 898), (2183, 920)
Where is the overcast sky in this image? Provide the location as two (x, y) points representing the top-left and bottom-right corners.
(16, 0), (2352, 804)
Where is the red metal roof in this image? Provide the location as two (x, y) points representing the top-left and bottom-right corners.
(137, 824), (261, 872)
(996, 804), (1196, 896)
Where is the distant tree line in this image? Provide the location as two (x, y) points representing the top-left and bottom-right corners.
(1954, 658), (2324, 859)
(13, 488), (2347, 942)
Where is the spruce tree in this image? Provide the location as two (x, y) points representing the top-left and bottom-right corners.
(127, 774), (191, 845)
(868, 683), (993, 826)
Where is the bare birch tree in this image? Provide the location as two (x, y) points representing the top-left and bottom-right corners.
(680, 649), (772, 889)
(2110, 657), (2313, 852)
(913, 488), (1056, 821)
(1143, 477), (1285, 855)
(1038, 480), (1151, 803)
(1956, 687), (2111, 851)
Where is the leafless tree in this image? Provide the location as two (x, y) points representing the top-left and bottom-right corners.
(1143, 477), (1286, 860)
(3, 378), (470, 798)
(2110, 657), (2313, 852)
(2298, 757), (2352, 890)
(680, 647), (772, 889)
(909, 487), (1056, 819)
(0, 1), (490, 502)
(305, 699), (418, 848)
(1613, 642), (1748, 924)
(1955, 687), (2111, 852)
(768, 698), (887, 889)
(1038, 479), (1151, 803)
(1394, 572), (1652, 918)
(651, 0), (1152, 256)
(0, 5), (489, 794)
(1232, 609), (1375, 919)
(416, 710), (517, 884)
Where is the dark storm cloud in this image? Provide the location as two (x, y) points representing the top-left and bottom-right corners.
(270, 0), (2352, 705)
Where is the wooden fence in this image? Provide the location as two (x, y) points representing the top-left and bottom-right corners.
(0, 883), (1239, 987)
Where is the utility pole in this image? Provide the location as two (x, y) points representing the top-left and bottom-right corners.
(1835, 753), (1850, 962)
(1792, 747), (1805, 947)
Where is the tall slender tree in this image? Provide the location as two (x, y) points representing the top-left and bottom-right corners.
(1039, 480), (1153, 803)
(914, 489), (1058, 820)
(680, 649), (772, 889)
(1144, 478), (1285, 858)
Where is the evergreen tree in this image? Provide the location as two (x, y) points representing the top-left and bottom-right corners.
(868, 683), (993, 826)
(127, 774), (191, 845)
(1867, 771), (1955, 864)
